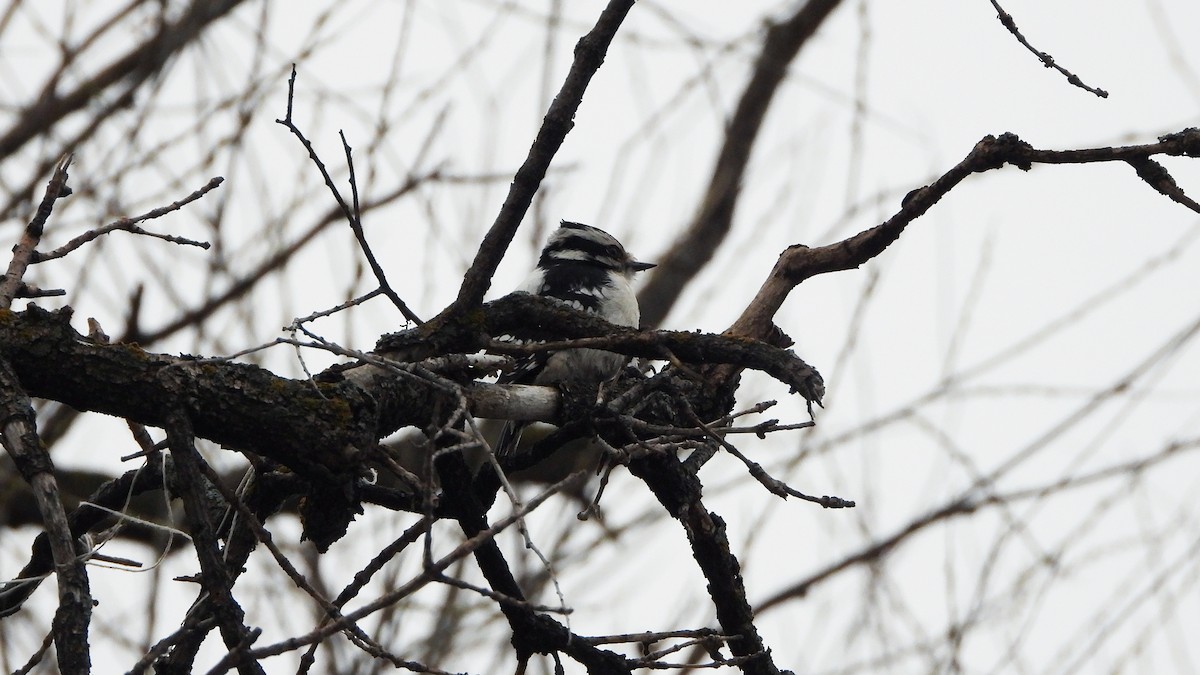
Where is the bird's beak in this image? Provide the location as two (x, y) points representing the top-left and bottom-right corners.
(630, 260), (656, 272)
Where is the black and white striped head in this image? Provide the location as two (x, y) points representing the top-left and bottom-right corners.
(538, 221), (655, 279)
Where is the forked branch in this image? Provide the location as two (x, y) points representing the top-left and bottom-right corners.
(725, 129), (1200, 348)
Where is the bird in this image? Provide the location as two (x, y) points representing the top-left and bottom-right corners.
(494, 221), (655, 459)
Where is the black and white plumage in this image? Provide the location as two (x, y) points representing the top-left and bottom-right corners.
(494, 221), (654, 458)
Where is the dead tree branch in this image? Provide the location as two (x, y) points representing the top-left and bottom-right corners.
(165, 413), (265, 675)
(638, 0), (846, 328)
(722, 129), (1200, 356)
(988, 0), (1109, 98)
(32, 176), (220, 263)
(275, 67), (424, 326)
(0, 1), (247, 164)
(0, 358), (92, 674)
(0, 155), (71, 308)
(449, 0), (636, 314)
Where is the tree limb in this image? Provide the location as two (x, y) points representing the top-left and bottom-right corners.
(628, 454), (781, 675)
(0, 0), (247, 163)
(449, 0), (636, 313)
(0, 358), (92, 673)
(379, 293), (825, 407)
(722, 129), (1200, 354)
(0, 155), (71, 308)
(165, 412), (265, 675)
(0, 305), (424, 488)
(638, 0), (846, 328)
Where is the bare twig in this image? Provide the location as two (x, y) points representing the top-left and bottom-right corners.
(632, 634), (743, 665)
(12, 629), (55, 675)
(275, 65), (424, 326)
(0, 154), (72, 308)
(1126, 156), (1200, 213)
(680, 402), (853, 509)
(449, 0), (637, 313)
(988, 0), (1109, 98)
(13, 282), (66, 298)
(32, 176), (221, 263)
(582, 628), (733, 646)
(291, 288), (384, 326)
(625, 417), (814, 439)
(186, 457), (412, 672)
(431, 573), (572, 615)
(339, 129), (425, 325)
(632, 654), (760, 670)
(210, 472), (587, 672)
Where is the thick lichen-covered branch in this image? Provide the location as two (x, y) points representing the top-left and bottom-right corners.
(379, 293), (825, 408)
(0, 306), (433, 485)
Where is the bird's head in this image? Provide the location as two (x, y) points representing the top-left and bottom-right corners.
(539, 221), (655, 279)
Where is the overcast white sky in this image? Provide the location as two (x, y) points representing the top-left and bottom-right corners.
(3, 1), (1200, 673)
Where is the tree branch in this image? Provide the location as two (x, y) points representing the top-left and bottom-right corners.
(31, 176), (219, 264)
(0, 457), (171, 619)
(275, 67), (424, 326)
(0, 0), (247, 163)
(988, 0), (1109, 98)
(723, 128), (1200, 351)
(0, 357), (92, 674)
(448, 0), (636, 313)
(0, 306), (423, 489)
(637, 0), (846, 328)
(0, 155), (71, 308)
(379, 293), (825, 407)
(165, 412), (265, 675)
(628, 454), (782, 675)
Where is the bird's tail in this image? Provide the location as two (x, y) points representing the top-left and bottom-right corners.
(493, 420), (528, 458)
